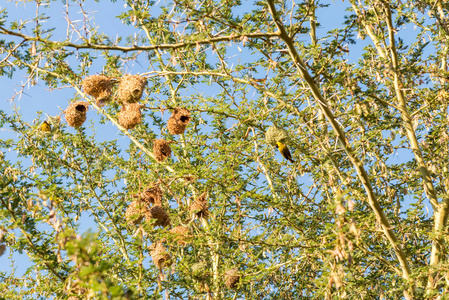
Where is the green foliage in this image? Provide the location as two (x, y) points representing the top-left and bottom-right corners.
(1, 0), (449, 299)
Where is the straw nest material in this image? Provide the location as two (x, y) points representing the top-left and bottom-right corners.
(125, 200), (147, 225)
(118, 103), (142, 129)
(150, 242), (171, 269)
(191, 262), (208, 281)
(189, 192), (209, 218)
(67, 286), (88, 300)
(65, 101), (89, 128)
(224, 268), (240, 289)
(265, 126), (291, 147)
(167, 108), (191, 135)
(82, 75), (112, 105)
(169, 226), (191, 246)
(65, 276), (89, 300)
(117, 74), (147, 103)
(139, 184), (162, 206)
(0, 243), (6, 257)
(153, 139), (172, 162)
(144, 205), (170, 227)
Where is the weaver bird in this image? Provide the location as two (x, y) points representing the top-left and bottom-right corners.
(276, 141), (295, 163)
(40, 121), (51, 132)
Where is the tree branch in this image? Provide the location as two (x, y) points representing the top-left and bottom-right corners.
(0, 25), (278, 52)
(266, 0), (412, 283)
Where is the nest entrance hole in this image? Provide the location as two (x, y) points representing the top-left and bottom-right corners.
(180, 116), (190, 123)
(76, 105), (87, 112)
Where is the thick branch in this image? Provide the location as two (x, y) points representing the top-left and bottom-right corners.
(0, 26), (277, 52)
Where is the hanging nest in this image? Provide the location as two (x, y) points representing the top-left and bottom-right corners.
(191, 262), (208, 281)
(189, 192), (209, 218)
(153, 139), (172, 162)
(0, 243), (5, 257)
(118, 103), (142, 129)
(139, 184), (162, 206)
(144, 205), (170, 227)
(167, 108), (191, 135)
(150, 242), (171, 269)
(67, 286), (88, 300)
(117, 74), (147, 103)
(125, 200), (148, 225)
(265, 126), (291, 147)
(169, 226), (191, 246)
(82, 75), (113, 106)
(224, 268), (240, 289)
(65, 101), (89, 128)
(65, 275), (89, 300)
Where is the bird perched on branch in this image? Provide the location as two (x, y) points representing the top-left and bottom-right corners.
(40, 121), (51, 132)
(276, 141), (295, 163)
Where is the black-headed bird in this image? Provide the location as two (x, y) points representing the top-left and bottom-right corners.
(276, 141), (295, 163)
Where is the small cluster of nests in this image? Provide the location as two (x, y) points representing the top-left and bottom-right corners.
(81, 74), (192, 134)
(81, 74), (192, 165)
(124, 186), (213, 267)
(74, 74), (147, 129)
(63, 74), (112, 129)
(116, 74), (147, 130)
(186, 263), (241, 289)
(82, 75), (239, 287)
(151, 108), (191, 162)
(125, 183), (170, 227)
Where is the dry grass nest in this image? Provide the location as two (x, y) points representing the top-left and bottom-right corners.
(191, 262), (208, 281)
(65, 101), (89, 128)
(224, 268), (240, 289)
(150, 242), (171, 269)
(117, 74), (147, 103)
(169, 226), (191, 246)
(153, 139), (172, 162)
(189, 192), (209, 218)
(82, 75), (113, 106)
(125, 200), (147, 225)
(167, 108), (191, 135)
(265, 126), (291, 147)
(144, 205), (170, 227)
(118, 102), (142, 129)
(138, 184), (162, 206)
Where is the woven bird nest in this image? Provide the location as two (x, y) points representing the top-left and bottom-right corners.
(118, 103), (142, 129)
(167, 108), (191, 135)
(153, 139), (172, 162)
(65, 275), (89, 300)
(169, 226), (191, 246)
(189, 192), (209, 218)
(144, 205), (170, 227)
(140, 184), (162, 206)
(125, 200), (147, 225)
(82, 75), (112, 106)
(191, 262), (208, 281)
(0, 243), (6, 257)
(65, 101), (89, 128)
(150, 242), (171, 269)
(224, 268), (240, 289)
(67, 286), (88, 300)
(265, 126), (291, 146)
(117, 74), (147, 103)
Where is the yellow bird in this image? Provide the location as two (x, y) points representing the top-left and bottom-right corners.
(276, 141), (295, 163)
(40, 121), (51, 132)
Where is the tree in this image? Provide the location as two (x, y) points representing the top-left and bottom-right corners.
(1, 0), (448, 299)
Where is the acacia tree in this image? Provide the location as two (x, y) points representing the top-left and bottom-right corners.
(1, 0), (449, 299)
